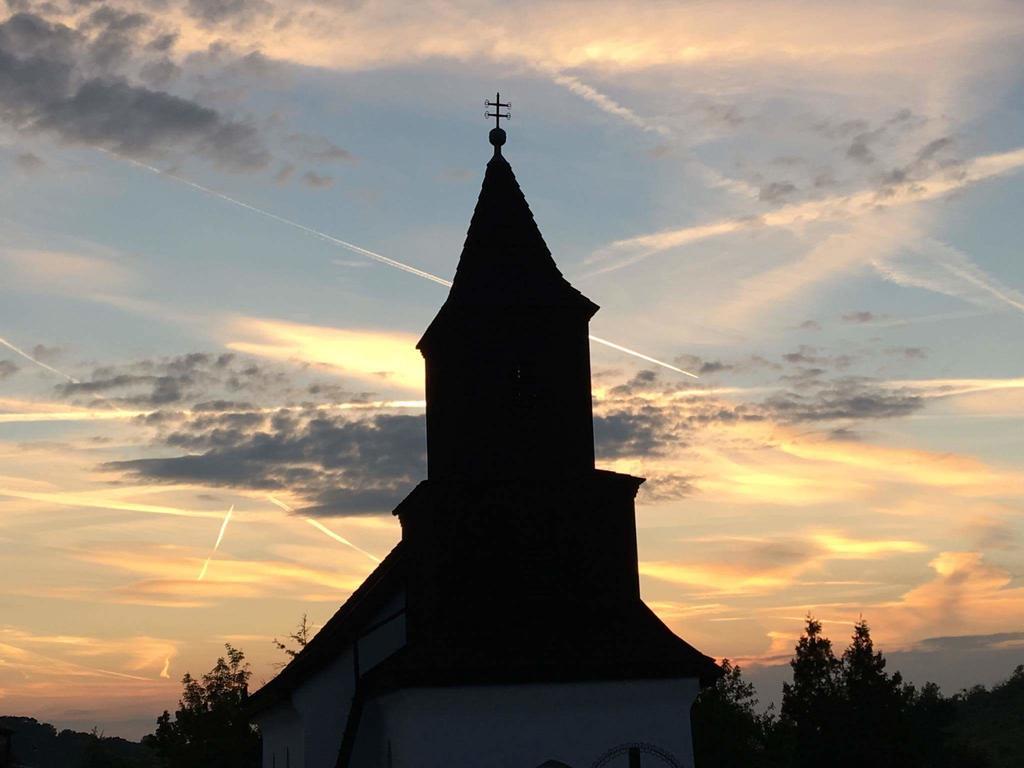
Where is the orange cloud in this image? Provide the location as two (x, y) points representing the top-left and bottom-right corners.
(813, 533), (928, 558)
(224, 317), (424, 392)
(73, 544), (369, 606)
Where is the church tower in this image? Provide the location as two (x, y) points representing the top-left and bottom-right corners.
(418, 117), (598, 482)
(249, 98), (719, 768)
(399, 106), (648, 649)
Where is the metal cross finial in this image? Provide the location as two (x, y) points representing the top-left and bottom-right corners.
(485, 92), (511, 129)
(485, 92), (511, 153)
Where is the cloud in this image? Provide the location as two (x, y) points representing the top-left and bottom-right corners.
(885, 346), (927, 360)
(301, 169), (333, 188)
(842, 310), (876, 323)
(14, 150), (44, 170)
(763, 378), (923, 422)
(126, 0), (1021, 82)
(138, 56), (180, 86)
(0, 248), (132, 299)
(55, 351), (291, 407)
(0, 486), (228, 519)
(284, 132), (352, 163)
(273, 161), (293, 183)
(759, 180), (797, 202)
(879, 552), (1024, 640)
(77, 542), (367, 602)
(224, 317), (424, 393)
(641, 559), (803, 594)
(873, 235), (1024, 315)
(106, 409), (427, 515)
(0, 11), (268, 169)
(593, 407), (674, 458)
(0, 359), (18, 379)
(585, 146), (1024, 287)
(813, 532), (927, 558)
(146, 31), (178, 53)
(637, 534), (856, 594)
(0, 626), (176, 675)
(185, 0), (274, 27)
(586, 358), (1024, 507)
(780, 345), (854, 369)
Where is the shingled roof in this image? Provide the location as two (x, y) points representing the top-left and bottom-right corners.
(419, 153), (597, 351)
(246, 544), (405, 716)
(363, 599), (721, 691)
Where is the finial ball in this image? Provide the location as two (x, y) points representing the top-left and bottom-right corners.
(489, 127), (506, 147)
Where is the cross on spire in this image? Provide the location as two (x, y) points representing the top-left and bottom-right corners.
(485, 92), (511, 153)
(485, 92), (510, 129)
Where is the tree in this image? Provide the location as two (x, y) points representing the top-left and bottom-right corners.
(839, 622), (913, 765)
(691, 659), (774, 767)
(944, 664), (1024, 767)
(779, 615), (842, 767)
(144, 644), (260, 768)
(838, 618), (911, 768)
(272, 613), (312, 668)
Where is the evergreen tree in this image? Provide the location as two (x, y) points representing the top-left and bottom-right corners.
(691, 659), (774, 767)
(838, 618), (910, 768)
(144, 644), (260, 768)
(779, 615), (841, 767)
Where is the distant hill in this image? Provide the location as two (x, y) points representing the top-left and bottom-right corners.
(0, 717), (156, 768)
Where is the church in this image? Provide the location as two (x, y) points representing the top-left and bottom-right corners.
(248, 100), (720, 768)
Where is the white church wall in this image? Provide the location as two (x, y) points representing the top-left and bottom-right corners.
(352, 676), (700, 768)
(292, 649), (357, 768)
(257, 703), (304, 768)
(256, 590), (407, 768)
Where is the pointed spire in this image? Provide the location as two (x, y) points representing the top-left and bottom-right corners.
(446, 152), (593, 309)
(417, 99), (597, 351)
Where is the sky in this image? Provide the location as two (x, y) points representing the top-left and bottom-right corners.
(1, 0), (1023, 740)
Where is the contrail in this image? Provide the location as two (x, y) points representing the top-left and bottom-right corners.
(103, 150), (451, 287)
(102, 150), (697, 378)
(305, 518), (381, 564)
(551, 73), (670, 136)
(197, 504), (234, 581)
(0, 335), (127, 413)
(269, 495), (381, 564)
(0, 335), (78, 382)
(588, 335), (698, 378)
(588, 146), (1024, 277)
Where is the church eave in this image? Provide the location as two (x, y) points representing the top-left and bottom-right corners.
(246, 543), (406, 717)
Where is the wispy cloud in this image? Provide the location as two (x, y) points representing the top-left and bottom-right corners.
(587, 147), (1024, 277)
(0, 487), (227, 519)
(225, 317), (424, 392)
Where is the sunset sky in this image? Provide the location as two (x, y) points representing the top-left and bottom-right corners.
(1, 0), (1023, 740)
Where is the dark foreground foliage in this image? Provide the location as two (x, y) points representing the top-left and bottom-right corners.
(692, 616), (1024, 768)
(142, 644), (260, 768)
(0, 717), (157, 767)
(3, 625), (1020, 767)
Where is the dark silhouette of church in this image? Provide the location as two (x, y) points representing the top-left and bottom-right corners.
(249, 98), (719, 768)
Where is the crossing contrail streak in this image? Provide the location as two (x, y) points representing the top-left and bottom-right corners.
(268, 495), (381, 564)
(105, 151), (451, 287)
(0, 335), (78, 382)
(305, 518), (382, 565)
(197, 504), (234, 581)
(587, 335), (698, 378)
(0, 334), (128, 413)
(103, 151), (697, 378)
